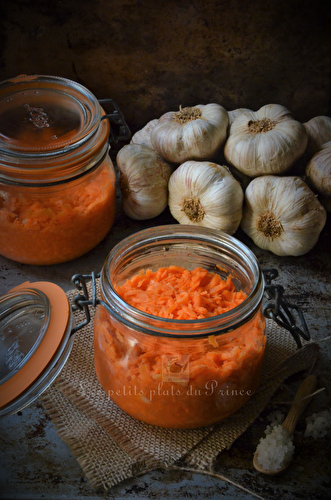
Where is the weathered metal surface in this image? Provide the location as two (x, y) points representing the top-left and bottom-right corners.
(1, 395), (330, 499)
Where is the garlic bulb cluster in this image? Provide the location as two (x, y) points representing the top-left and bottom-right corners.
(305, 141), (331, 212)
(303, 116), (331, 156)
(150, 104), (228, 164)
(241, 175), (327, 256)
(168, 160), (243, 234)
(130, 119), (158, 150)
(224, 104), (308, 177)
(116, 144), (173, 220)
(116, 100), (328, 258)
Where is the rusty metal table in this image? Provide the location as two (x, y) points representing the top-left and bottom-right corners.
(1, 196), (330, 500)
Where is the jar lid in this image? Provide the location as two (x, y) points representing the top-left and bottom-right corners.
(0, 281), (71, 416)
(0, 75), (101, 155)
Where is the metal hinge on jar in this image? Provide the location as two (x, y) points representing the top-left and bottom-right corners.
(262, 268), (310, 348)
(71, 269), (311, 348)
(99, 99), (131, 145)
(70, 271), (110, 335)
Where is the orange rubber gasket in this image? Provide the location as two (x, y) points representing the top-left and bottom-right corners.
(0, 281), (70, 409)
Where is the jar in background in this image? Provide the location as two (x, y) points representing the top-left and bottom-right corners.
(0, 75), (119, 265)
(94, 225), (266, 429)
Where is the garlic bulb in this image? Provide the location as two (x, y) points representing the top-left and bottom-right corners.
(130, 119), (158, 150)
(241, 175), (327, 256)
(116, 144), (173, 220)
(150, 103), (228, 164)
(305, 141), (331, 212)
(303, 116), (331, 156)
(228, 108), (252, 127)
(168, 160), (243, 234)
(224, 104), (308, 177)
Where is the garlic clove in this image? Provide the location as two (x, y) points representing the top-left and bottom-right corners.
(304, 116), (331, 156)
(305, 140), (331, 212)
(151, 103), (229, 164)
(224, 104), (308, 177)
(116, 144), (173, 220)
(168, 160), (243, 234)
(241, 175), (327, 256)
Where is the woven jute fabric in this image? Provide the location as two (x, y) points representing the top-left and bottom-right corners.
(40, 281), (319, 491)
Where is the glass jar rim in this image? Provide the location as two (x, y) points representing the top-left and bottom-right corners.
(100, 225), (265, 339)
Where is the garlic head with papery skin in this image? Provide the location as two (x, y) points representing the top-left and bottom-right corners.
(168, 160), (244, 235)
(116, 144), (173, 220)
(224, 104), (308, 177)
(305, 141), (331, 212)
(130, 119), (158, 150)
(241, 175), (327, 256)
(303, 116), (331, 156)
(150, 103), (229, 164)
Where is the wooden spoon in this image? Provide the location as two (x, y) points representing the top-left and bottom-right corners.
(253, 374), (317, 475)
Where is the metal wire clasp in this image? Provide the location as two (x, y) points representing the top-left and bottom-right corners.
(98, 99), (131, 144)
(70, 272), (101, 335)
(262, 268), (310, 348)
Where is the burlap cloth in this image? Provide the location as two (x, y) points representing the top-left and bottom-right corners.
(40, 281), (319, 491)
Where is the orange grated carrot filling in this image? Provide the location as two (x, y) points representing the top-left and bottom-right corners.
(116, 265), (247, 320)
(0, 162), (116, 265)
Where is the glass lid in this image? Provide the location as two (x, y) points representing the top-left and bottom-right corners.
(0, 288), (50, 385)
(0, 75), (101, 155)
(0, 281), (71, 414)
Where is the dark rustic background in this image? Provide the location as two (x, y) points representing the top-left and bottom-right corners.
(0, 0), (330, 134)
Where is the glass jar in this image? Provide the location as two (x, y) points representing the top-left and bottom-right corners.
(0, 75), (120, 265)
(94, 225), (266, 429)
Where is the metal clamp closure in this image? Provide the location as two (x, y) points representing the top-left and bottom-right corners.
(262, 268), (310, 348)
(98, 99), (131, 144)
(70, 268), (311, 349)
(70, 272), (100, 335)
(70, 272), (114, 335)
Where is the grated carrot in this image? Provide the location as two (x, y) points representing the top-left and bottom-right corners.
(0, 162), (116, 265)
(116, 265), (247, 319)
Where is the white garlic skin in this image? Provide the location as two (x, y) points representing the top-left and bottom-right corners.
(305, 141), (331, 212)
(228, 108), (252, 127)
(150, 103), (229, 164)
(304, 116), (331, 156)
(130, 119), (158, 150)
(168, 160), (244, 235)
(116, 144), (173, 220)
(224, 104), (308, 177)
(241, 175), (327, 256)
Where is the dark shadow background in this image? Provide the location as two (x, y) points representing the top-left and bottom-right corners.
(0, 0), (330, 134)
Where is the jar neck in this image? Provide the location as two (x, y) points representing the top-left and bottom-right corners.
(100, 226), (265, 339)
